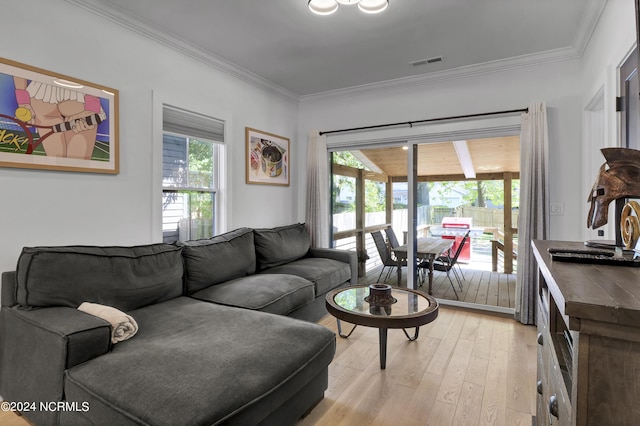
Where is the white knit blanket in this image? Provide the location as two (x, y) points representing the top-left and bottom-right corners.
(78, 302), (139, 344)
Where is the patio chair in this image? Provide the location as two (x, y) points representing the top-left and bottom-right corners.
(439, 230), (470, 287)
(418, 231), (470, 299)
(384, 226), (401, 249)
(371, 230), (406, 283)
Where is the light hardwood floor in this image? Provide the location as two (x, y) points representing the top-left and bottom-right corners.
(0, 410), (31, 426)
(299, 307), (538, 426)
(0, 307), (537, 426)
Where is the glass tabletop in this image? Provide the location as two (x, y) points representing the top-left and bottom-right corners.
(331, 286), (433, 318)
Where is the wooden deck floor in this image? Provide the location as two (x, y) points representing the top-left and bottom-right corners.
(359, 264), (516, 309)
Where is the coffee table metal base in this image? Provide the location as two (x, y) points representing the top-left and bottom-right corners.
(327, 286), (438, 370)
(336, 319), (358, 338)
(336, 319), (420, 369)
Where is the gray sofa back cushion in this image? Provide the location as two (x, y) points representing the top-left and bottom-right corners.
(16, 244), (183, 311)
(179, 228), (256, 294)
(254, 223), (311, 271)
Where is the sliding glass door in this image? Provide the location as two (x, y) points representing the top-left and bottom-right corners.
(326, 117), (521, 313)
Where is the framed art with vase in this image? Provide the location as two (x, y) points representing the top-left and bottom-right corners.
(245, 127), (289, 186)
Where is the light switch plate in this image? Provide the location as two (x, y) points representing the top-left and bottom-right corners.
(550, 203), (564, 216)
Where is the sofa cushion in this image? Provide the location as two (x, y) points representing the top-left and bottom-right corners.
(190, 274), (314, 315)
(64, 297), (335, 426)
(15, 244), (183, 311)
(254, 223), (311, 271)
(179, 227), (256, 294)
(260, 257), (351, 296)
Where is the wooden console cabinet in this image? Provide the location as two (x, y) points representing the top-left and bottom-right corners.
(532, 240), (640, 426)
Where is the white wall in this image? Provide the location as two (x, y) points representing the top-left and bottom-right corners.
(1, 1), (635, 275)
(298, 59), (584, 241)
(0, 0), (300, 272)
(580, 0), (637, 241)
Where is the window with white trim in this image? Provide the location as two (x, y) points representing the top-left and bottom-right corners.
(162, 105), (223, 243)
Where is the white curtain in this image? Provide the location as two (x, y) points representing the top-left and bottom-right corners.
(516, 102), (549, 325)
(306, 129), (330, 247)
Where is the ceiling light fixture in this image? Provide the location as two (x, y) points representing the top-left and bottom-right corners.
(358, 0), (389, 14)
(308, 0), (389, 16)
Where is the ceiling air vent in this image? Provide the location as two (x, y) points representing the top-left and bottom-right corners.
(409, 56), (443, 67)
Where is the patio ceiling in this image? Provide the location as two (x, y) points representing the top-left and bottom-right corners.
(353, 135), (520, 180)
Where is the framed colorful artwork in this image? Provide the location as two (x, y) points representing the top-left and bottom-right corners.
(245, 127), (289, 186)
(0, 57), (119, 173)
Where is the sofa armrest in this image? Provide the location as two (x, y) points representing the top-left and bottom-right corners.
(0, 306), (111, 424)
(308, 248), (358, 285)
(1, 271), (17, 307)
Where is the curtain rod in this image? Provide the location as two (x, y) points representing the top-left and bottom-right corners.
(318, 107), (529, 136)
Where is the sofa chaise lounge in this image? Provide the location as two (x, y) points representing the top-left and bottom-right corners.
(0, 223), (357, 425)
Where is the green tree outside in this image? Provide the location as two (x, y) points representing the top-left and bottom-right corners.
(186, 138), (214, 219)
(435, 180), (520, 208)
(332, 151), (386, 213)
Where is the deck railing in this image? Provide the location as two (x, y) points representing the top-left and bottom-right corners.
(333, 206), (518, 275)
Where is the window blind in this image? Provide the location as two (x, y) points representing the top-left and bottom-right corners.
(163, 105), (224, 143)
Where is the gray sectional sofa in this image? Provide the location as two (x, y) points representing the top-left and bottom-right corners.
(0, 223), (357, 426)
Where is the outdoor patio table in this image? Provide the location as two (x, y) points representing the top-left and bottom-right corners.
(392, 237), (454, 294)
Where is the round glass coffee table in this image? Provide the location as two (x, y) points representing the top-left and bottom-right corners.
(325, 285), (439, 369)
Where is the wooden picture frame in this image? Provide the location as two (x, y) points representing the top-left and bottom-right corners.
(0, 57), (119, 174)
(245, 127), (289, 186)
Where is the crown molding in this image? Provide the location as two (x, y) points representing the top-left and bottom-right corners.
(300, 46), (581, 103)
(66, 0), (607, 105)
(300, 0), (608, 103)
(571, 0), (609, 56)
(64, 0), (299, 102)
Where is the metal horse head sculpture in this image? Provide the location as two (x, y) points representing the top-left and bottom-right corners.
(587, 148), (640, 229)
